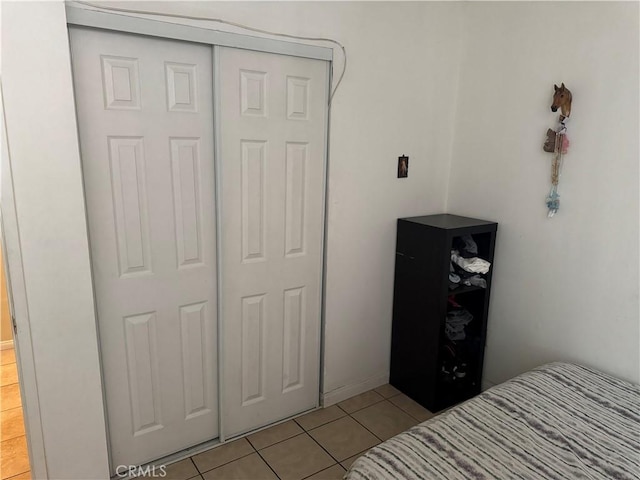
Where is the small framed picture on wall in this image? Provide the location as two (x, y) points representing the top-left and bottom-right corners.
(398, 155), (409, 178)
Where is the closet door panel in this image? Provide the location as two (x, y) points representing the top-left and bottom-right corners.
(218, 46), (328, 437)
(70, 27), (218, 469)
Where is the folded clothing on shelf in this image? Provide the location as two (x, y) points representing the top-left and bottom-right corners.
(449, 262), (461, 285)
(451, 250), (491, 274)
(449, 263), (487, 290)
(452, 235), (478, 258)
(464, 275), (486, 289)
(445, 308), (473, 341)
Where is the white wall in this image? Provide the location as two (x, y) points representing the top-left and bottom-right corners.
(2, 1), (463, 475)
(447, 1), (640, 385)
(1, 2), (110, 478)
(95, 0), (465, 402)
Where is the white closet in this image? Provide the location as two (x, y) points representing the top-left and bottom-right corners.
(70, 23), (328, 470)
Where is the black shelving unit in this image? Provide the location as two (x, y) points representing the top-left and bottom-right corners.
(389, 214), (498, 412)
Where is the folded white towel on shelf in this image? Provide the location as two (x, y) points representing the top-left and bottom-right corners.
(451, 250), (491, 274)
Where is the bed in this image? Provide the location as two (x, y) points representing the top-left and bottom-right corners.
(346, 362), (640, 480)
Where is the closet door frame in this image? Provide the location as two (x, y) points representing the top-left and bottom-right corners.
(65, 6), (333, 62)
(66, 3), (332, 450)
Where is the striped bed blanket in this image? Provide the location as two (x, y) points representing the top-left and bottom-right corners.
(346, 363), (640, 480)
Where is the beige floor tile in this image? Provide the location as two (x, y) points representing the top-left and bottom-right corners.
(259, 433), (334, 480)
(0, 384), (22, 412)
(247, 420), (303, 450)
(373, 384), (401, 399)
(389, 393), (434, 422)
(161, 458), (199, 480)
(351, 400), (417, 441)
(6, 472), (31, 480)
(295, 405), (346, 431)
(308, 416), (379, 462)
(0, 350), (15, 366)
(0, 363), (18, 387)
(191, 438), (254, 473)
(337, 390), (383, 414)
(202, 453), (277, 480)
(304, 464), (346, 480)
(1, 407), (25, 442)
(1, 435), (29, 479)
(340, 451), (368, 471)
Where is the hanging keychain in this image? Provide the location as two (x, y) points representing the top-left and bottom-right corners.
(543, 83), (572, 217)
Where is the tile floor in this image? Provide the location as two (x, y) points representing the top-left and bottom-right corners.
(1, 348), (30, 480)
(0, 355), (435, 480)
(157, 383), (434, 480)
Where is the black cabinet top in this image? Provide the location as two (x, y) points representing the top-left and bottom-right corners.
(400, 214), (497, 230)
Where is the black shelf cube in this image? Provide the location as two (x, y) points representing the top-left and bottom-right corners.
(389, 214), (498, 412)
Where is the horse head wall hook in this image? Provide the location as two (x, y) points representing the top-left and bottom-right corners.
(544, 83), (573, 218)
(551, 83), (572, 118)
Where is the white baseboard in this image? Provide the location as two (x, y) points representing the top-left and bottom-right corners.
(0, 339), (14, 350)
(322, 372), (389, 406)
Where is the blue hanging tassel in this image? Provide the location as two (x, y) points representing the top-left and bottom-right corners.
(546, 187), (560, 217)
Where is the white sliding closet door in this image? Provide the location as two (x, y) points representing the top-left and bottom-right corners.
(217, 47), (329, 437)
(70, 28), (218, 468)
